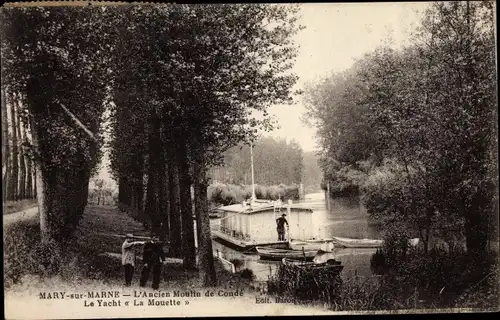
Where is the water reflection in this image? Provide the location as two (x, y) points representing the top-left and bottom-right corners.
(211, 192), (382, 281)
(308, 195), (381, 240)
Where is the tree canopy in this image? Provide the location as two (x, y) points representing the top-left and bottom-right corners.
(303, 1), (497, 256)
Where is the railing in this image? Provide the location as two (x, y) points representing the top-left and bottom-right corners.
(213, 249), (236, 273)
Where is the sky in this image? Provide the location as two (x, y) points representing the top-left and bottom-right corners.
(264, 2), (429, 152)
(95, 2), (430, 185)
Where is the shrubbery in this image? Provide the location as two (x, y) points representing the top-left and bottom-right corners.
(208, 183), (300, 206)
(369, 245), (499, 309)
(238, 268), (255, 281)
(4, 218), (122, 289)
(267, 263), (343, 303)
(321, 164), (369, 197)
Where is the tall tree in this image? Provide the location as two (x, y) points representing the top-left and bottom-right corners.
(303, 1), (496, 256)
(2, 7), (113, 243)
(1, 86), (10, 200)
(16, 97), (27, 200)
(178, 140), (196, 269)
(8, 92), (19, 201)
(105, 4), (302, 285)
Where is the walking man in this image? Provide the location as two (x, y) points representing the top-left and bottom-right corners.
(276, 213), (289, 241)
(121, 234), (145, 286)
(140, 235), (166, 290)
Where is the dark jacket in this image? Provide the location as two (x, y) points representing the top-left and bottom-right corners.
(276, 216), (288, 230)
(143, 242), (166, 265)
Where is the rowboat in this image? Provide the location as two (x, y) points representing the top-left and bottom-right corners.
(288, 239), (336, 252)
(255, 246), (318, 261)
(282, 257), (342, 266)
(282, 257), (344, 273)
(332, 236), (384, 248)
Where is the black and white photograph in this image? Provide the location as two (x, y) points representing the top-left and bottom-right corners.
(2, 1), (498, 318)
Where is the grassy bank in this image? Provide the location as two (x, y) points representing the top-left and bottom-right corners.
(3, 204), (255, 292)
(3, 199), (38, 215)
(208, 183), (300, 207)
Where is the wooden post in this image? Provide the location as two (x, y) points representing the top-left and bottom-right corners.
(287, 199), (292, 240)
(326, 180), (331, 213)
(250, 141), (256, 201)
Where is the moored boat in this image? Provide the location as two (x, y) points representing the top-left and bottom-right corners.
(281, 257), (344, 273)
(256, 246), (318, 261)
(282, 257), (342, 266)
(332, 236), (384, 248)
(288, 239), (336, 252)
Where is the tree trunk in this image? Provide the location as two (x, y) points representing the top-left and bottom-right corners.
(145, 112), (163, 236)
(35, 162), (51, 243)
(135, 153), (145, 213)
(179, 140), (196, 269)
(120, 178), (132, 207)
(194, 160), (216, 286)
(192, 175), (200, 249)
(30, 121), (61, 243)
(144, 155), (159, 235)
(2, 86), (10, 201)
(465, 196), (489, 257)
(118, 177), (126, 207)
(25, 130), (33, 199)
(82, 173), (90, 208)
(33, 166), (37, 199)
(157, 145), (170, 244)
(9, 93), (19, 201)
(168, 147), (182, 258)
(16, 98), (26, 200)
(37, 167), (88, 243)
(27, 102), (89, 243)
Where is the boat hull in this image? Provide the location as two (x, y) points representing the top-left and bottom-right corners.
(281, 258), (344, 274)
(333, 236), (384, 248)
(289, 239), (335, 252)
(256, 247), (317, 261)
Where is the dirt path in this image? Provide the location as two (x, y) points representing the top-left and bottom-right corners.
(3, 206), (39, 227)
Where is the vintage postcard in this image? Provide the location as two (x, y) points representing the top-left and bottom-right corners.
(2, 1), (498, 318)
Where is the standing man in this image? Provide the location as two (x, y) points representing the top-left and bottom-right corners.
(140, 235), (166, 290)
(121, 234), (145, 287)
(276, 213), (289, 241)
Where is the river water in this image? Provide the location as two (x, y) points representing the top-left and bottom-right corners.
(211, 192), (382, 282)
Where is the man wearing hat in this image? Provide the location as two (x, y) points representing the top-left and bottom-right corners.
(140, 235), (166, 290)
(121, 234), (146, 286)
(276, 213), (289, 241)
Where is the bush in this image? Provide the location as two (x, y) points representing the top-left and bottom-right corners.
(229, 258), (244, 270)
(369, 249), (386, 275)
(323, 165), (369, 197)
(238, 268), (255, 281)
(267, 263), (343, 303)
(266, 244), (498, 311)
(4, 219), (46, 288)
(368, 246), (499, 308)
(4, 219), (121, 290)
(208, 183), (300, 206)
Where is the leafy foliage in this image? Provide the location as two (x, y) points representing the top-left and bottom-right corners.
(1, 6), (116, 241)
(208, 183), (300, 206)
(103, 4), (303, 285)
(209, 136), (304, 185)
(303, 1), (497, 256)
